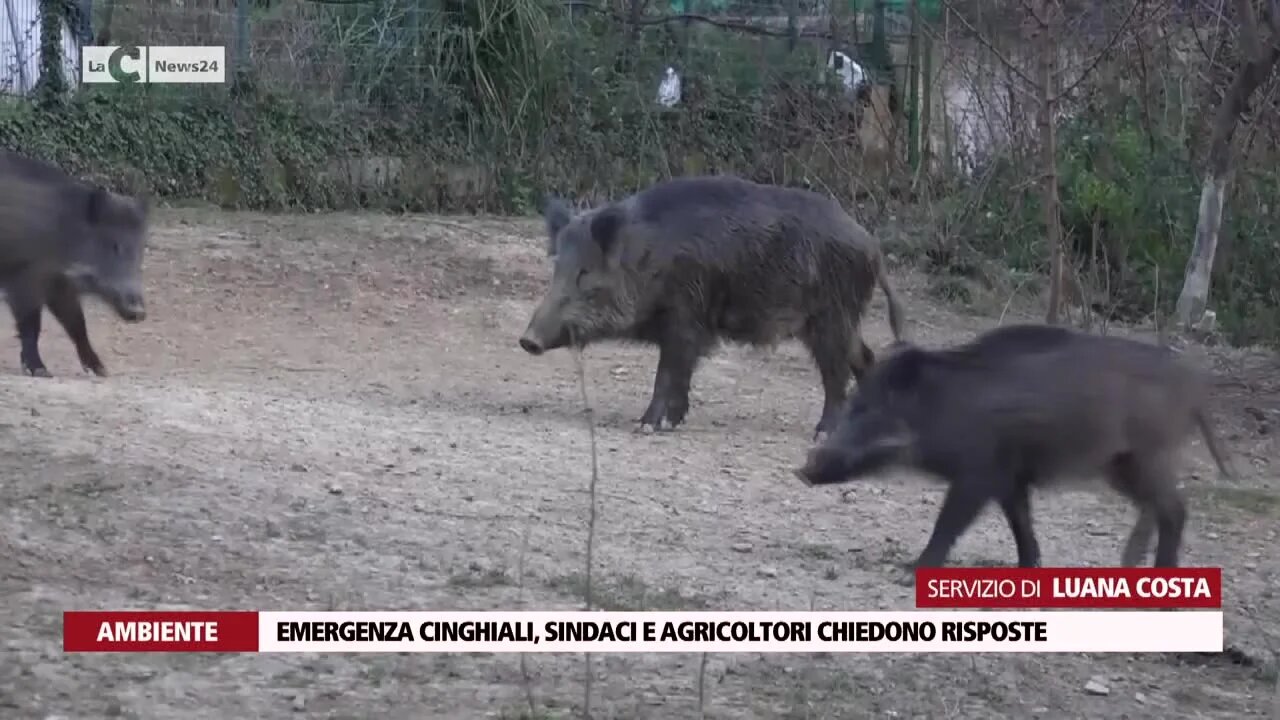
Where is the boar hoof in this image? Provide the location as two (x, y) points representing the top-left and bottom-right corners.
(637, 417), (677, 434)
(24, 366), (52, 378)
(85, 364), (108, 377)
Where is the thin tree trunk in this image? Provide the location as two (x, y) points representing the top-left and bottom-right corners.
(629, 0), (641, 56)
(906, 0), (921, 171)
(786, 0), (799, 53)
(1174, 0), (1280, 328)
(95, 0), (115, 45)
(1036, 0), (1064, 324)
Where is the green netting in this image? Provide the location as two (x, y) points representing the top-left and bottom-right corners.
(850, 0), (941, 15)
(667, 0), (939, 13)
(668, 1), (731, 11)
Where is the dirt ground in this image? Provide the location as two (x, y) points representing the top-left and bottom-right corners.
(1, 207), (1277, 720)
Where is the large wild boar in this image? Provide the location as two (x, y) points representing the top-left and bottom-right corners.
(518, 175), (906, 438)
(794, 323), (1234, 570)
(0, 151), (148, 377)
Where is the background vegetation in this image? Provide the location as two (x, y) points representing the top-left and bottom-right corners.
(2, 0), (1279, 345)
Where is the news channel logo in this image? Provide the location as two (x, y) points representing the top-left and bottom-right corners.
(81, 46), (227, 84)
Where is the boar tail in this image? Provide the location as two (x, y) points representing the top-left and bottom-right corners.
(1194, 406), (1235, 480)
(875, 259), (906, 343)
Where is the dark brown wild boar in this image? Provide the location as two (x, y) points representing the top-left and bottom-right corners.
(518, 174), (906, 438)
(795, 323), (1234, 571)
(0, 151), (148, 377)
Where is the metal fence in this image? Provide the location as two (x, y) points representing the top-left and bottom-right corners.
(0, 0), (919, 103)
(1, 0), (88, 95)
(2, 0), (962, 197)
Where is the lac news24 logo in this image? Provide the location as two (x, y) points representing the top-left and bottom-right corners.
(82, 45), (226, 84)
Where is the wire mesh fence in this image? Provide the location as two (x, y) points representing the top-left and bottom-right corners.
(1, 0), (85, 96)
(0, 0), (988, 215)
(1, 1), (918, 138)
(70, 1), (909, 104)
(3, 1), (1223, 196)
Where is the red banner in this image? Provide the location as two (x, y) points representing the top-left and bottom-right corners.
(64, 611), (260, 652)
(914, 568), (1222, 609)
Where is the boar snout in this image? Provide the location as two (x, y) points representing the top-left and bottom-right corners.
(73, 271), (147, 322)
(519, 307), (571, 356)
(795, 427), (909, 486)
(518, 311), (551, 355)
(794, 446), (857, 487)
(519, 326), (570, 355)
(519, 335), (545, 356)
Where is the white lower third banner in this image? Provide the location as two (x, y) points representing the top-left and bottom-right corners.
(255, 610), (1222, 653)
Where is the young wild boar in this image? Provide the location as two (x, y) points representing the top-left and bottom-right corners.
(518, 175), (906, 438)
(0, 151), (149, 377)
(794, 323), (1234, 570)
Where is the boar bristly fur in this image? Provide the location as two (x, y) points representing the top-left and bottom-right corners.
(796, 324), (1234, 571)
(0, 151), (149, 377)
(520, 175), (905, 438)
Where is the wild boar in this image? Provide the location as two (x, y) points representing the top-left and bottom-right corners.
(0, 151), (148, 377)
(518, 174), (905, 438)
(795, 324), (1234, 570)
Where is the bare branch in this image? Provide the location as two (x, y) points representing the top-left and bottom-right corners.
(572, 346), (601, 720)
(1055, 0), (1145, 101)
(1018, 0), (1044, 25)
(1236, 0), (1263, 59)
(1188, 1), (1229, 70)
(515, 517), (537, 718)
(939, 0), (1040, 89)
(569, 3), (837, 40)
(697, 652), (711, 717)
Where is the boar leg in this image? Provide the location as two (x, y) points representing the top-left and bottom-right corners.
(802, 313), (855, 439)
(998, 477), (1041, 568)
(1108, 455), (1151, 566)
(638, 327), (709, 432)
(913, 478), (992, 568)
(1147, 476), (1186, 568)
(1108, 451), (1185, 567)
(1120, 507), (1155, 567)
(1107, 452), (1185, 567)
(15, 310), (48, 377)
(5, 276), (51, 377)
(45, 275), (106, 377)
(848, 333), (877, 383)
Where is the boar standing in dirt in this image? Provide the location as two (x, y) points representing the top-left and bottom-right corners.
(0, 151), (148, 377)
(518, 175), (906, 438)
(794, 323), (1234, 570)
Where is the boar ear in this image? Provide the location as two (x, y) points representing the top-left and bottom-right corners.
(542, 196), (572, 257)
(86, 186), (111, 223)
(589, 206), (625, 264)
(879, 346), (927, 396)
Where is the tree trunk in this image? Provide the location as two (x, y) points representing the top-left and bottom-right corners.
(95, 0), (115, 45)
(1174, 0), (1280, 328)
(1036, 0), (1065, 324)
(906, 0), (921, 171)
